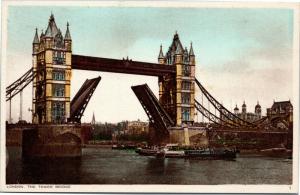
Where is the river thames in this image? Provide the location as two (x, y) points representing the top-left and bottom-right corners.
(6, 147), (292, 184)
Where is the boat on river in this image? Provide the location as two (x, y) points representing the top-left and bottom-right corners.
(112, 144), (137, 150)
(156, 144), (185, 158)
(135, 147), (159, 156)
(136, 144), (237, 159)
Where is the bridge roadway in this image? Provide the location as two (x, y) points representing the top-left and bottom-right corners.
(72, 54), (176, 77)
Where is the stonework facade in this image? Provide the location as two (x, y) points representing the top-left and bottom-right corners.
(127, 120), (149, 134)
(32, 14), (72, 124)
(267, 100), (293, 123)
(158, 33), (196, 126)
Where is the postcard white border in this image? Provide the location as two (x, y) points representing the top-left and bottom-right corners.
(0, 1), (299, 193)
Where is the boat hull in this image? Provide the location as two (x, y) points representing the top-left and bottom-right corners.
(136, 147), (237, 160)
(136, 148), (158, 156)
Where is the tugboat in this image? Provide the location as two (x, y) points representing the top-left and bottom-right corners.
(135, 146), (159, 156)
(156, 144), (185, 158)
(136, 144), (237, 159)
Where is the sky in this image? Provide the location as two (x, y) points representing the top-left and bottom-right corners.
(5, 6), (294, 123)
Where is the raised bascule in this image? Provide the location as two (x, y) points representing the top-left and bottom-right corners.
(6, 14), (293, 157)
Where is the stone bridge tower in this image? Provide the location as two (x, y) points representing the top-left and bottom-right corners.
(32, 14), (72, 124)
(158, 32), (196, 126)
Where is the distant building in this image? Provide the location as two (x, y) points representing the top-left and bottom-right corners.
(221, 101), (262, 124)
(267, 100), (293, 123)
(233, 101), (262, 122)
(126, 119), (149, 135)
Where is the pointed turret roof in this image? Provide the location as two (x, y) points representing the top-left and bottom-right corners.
(167, 31), (184, 55)
(40, 29), (44, 38)
(45, 24), (51, 37)
(189, 42), (195, 56)
(158, 45), (164, 59)
(64, 22), (71, 40)
(184, 47), (188, 54)
(175, 42), (183, 55)
(45, 13), (59, 37)
(33, 28), (39, 44)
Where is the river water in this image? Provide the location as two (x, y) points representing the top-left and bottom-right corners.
(6, 147), (292, 184)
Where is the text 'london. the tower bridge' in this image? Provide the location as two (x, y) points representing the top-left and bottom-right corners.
(6, 14), (292, 158)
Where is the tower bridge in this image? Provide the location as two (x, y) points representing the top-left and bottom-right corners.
(6, 14), (292, 157)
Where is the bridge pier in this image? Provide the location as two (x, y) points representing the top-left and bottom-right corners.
(148, 125), (208, 146)
(6, 124), (91, 158)
(148, 125), (170, 145)
(168, 127), (208, 146)
(24, 125), (82, 158)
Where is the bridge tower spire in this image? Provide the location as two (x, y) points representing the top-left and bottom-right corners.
(32, 14), (72, 124)
(32, 28), (39, 123)
(158, 44), (165, 105)
(158, 44), (164, 63)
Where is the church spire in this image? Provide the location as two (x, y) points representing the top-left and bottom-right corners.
(33, 28), (39, 44)
(158, 44), (164, 59)
(91, 112), (96, 125)
(64, 22), (71, 40)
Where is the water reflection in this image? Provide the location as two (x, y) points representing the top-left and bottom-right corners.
(145, 157), (166, 175)
(6, 147), (292, 185)
(21, 158), (82, 184)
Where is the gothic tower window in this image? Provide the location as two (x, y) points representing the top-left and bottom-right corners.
(182, 93), (190, 104)
(182, 81), (191, 90)
(52, 101), (65, 123)
(182, 64), (191, 76)
(52, 70), (65, 80)
(182, 108), (190, 121)
(52, 84), (65, 97)
(53, 51), (66, 64)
